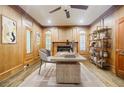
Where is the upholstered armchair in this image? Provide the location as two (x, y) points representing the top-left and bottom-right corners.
(39, 49), (52, 74)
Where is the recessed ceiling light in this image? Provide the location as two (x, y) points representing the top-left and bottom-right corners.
(48, 20), (51, 24)
(80, 20), (83, 23)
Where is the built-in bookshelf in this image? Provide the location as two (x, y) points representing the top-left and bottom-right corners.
(89, 26), (112, 68)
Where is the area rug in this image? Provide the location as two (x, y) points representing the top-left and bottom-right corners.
(19, 63), (105, 87)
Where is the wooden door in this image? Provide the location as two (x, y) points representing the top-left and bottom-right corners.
(116, 17), (124, 78)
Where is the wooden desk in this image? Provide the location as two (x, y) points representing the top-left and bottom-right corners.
(48, 52), (86, 84)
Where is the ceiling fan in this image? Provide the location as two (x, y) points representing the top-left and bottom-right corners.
(49, 5), (88, 18)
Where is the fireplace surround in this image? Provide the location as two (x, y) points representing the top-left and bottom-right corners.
(57, 45), (71, 52)
(52, 41), (78, 55)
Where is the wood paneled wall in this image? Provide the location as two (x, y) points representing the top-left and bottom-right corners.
(0, 6), (43, 80)
(3, 5), (123, 80)
(90, 6), (124, 73)
(42, 27), (90, 55)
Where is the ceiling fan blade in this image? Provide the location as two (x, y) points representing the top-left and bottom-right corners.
(49, 6), (61, 13)
(70, 5), (88, 10)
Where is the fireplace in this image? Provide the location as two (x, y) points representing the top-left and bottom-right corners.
(57, 45), (71, 52)
(52, 41), (78, 55)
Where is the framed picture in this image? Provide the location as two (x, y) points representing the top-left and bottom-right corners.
(36, 32), (41, 45)
(2, 16), (17, 44)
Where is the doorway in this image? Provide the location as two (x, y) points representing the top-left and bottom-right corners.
(116, 17), (124, 79)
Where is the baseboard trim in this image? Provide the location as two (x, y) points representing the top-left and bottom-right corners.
(0, 64), (23, 81)
(0, 58), (40, 81)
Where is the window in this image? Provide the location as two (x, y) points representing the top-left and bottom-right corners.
(46, 31), (51, 50)
(80, 31), (86, 51)
(26, 29), (32, 53)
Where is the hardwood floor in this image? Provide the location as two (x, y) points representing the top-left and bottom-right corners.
(19, 63), (105, 87)
(0, 61), (124, 87)
(0, 62), (40, 87)
(82, 62), (124, 87)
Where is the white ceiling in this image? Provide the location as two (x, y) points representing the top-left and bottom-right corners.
(20, 5), (112, 26)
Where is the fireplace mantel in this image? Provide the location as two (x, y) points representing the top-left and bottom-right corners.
(52, 41), (78, 43)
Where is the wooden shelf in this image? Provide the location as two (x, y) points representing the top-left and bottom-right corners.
(89, 26), (111, 68)
(93, 28), (111, 32)
(90, 38), (111, 41)
(89, 28), (111, 35)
